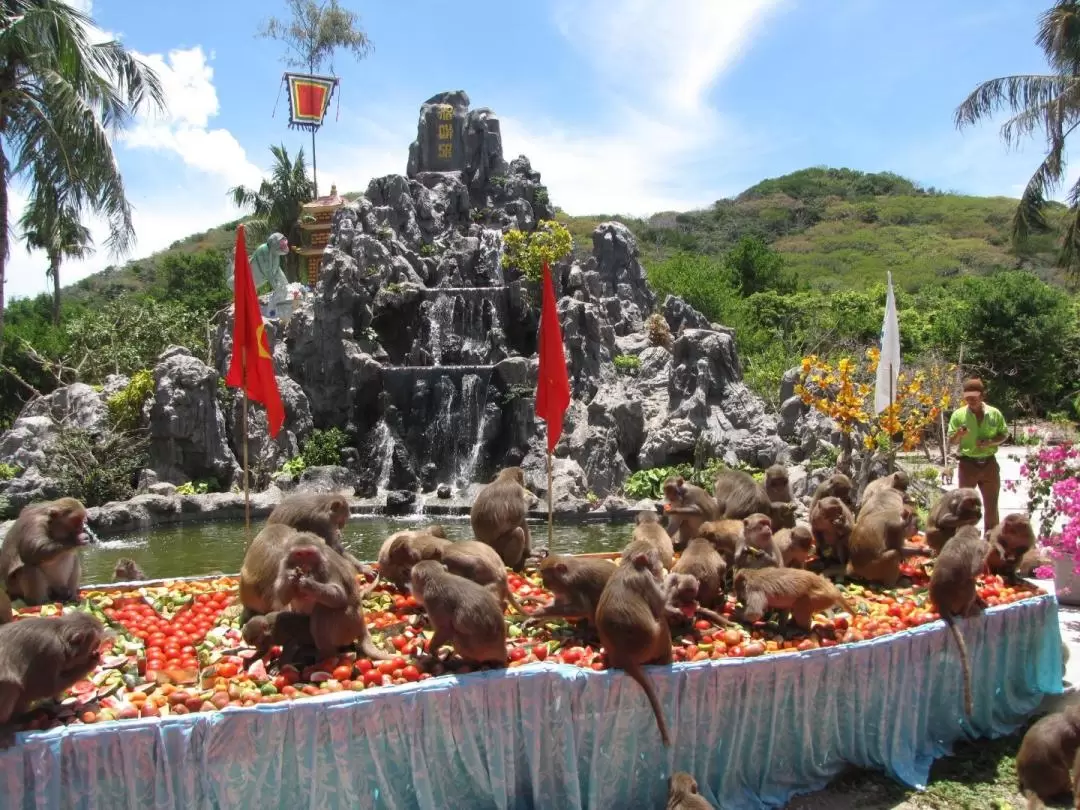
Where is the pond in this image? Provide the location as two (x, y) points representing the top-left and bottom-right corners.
(83, 517), (634, 585)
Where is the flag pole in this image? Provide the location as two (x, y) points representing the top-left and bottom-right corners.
(546, 445), (554, 550)
(888, 363), (895, 473)
(242, 352), (251, 538)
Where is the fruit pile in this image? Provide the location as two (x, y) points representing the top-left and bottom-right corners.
(6, 556), (1046, 734)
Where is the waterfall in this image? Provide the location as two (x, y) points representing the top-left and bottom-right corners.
(453, 372), (492, 487)
(479, 228), (505, 286)
(429, 296), (455, 366)
(373, 421), (394, 491)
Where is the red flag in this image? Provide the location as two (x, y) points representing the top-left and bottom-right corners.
(535, 261), (571, 453)
(225, 225), (285, 438)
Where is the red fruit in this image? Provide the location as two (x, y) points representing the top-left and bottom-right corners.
(694, 618), (711, 630)
(355, 659), (374, 674)
(332, 665), (354, 682)
(216, 662), (238, 679)
(362, 670), (383, 687)
(532, 644), (548, 661)
(508, 647), (527, 662)
(402, 665), (421, 682)
(743, 641), (765, 657)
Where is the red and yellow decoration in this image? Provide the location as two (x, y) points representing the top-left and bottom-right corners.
(283, 73), (339, 132)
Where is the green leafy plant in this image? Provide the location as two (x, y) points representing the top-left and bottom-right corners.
(502, 220), (573, 283)
(419, 244), (436, 257)
(106, 369), (155, 431)
(176, 480), (212, 495)
(613, 355), (641, 376)
(44, 423), (148, 507)
(622, 460), (733, 500)
(301, 427), (348, 467)
(276, 455), (307, 478)
(0, 462), (19, 481)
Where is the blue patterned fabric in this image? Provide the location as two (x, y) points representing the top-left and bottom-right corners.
(0, 594), (1062, 809)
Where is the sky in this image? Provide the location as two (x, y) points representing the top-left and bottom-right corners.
(4, 0), (1068, 300)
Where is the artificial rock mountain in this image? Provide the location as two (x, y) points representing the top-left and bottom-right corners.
(0, 91), (789, 512)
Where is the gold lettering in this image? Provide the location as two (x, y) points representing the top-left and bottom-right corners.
(438, 105), (453, 121)
(438, 124), (453, 140)
(437, 143), (453, 159)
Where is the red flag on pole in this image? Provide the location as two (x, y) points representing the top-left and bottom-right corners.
(225, 225), (285, 438)
(535, 261), (571, 452)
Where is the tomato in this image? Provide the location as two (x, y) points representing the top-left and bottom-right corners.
(362, 670), (383, 687)
(402, 665), (421, 682)
(376, 660), (397, 676)
(532, 644), (548, 661)
(216, 662), (238, 679)
(355, 659), (374, 674)
(508, 647), (527, 662)
(332, 665), (354, 682)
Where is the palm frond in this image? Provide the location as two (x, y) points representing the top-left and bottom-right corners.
(954, 74), (1069, 140)
(1037, 1), (1080, 73)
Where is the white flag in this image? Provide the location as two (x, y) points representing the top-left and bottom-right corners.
(875, 272), (901, 414)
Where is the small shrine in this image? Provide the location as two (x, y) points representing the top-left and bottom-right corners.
(296, 185), (345, 285)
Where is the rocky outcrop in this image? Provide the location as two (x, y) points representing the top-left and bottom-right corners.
(148, 347), (238, 488)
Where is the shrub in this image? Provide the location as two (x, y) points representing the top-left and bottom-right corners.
(106, 369), (155, 431)
(502, 220), (573, 283)
(613, 355), (641, 376)
(44, 424), (148, 507)
(0, 463), (19, 481)
(301, 428), (348, 467)
(645, 314), (672, 349)
(176, 480), (212, 495)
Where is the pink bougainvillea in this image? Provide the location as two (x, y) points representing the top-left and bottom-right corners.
(1014, 443), (1080, 574)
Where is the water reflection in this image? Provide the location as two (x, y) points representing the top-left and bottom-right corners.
(83, 517), (633, 585)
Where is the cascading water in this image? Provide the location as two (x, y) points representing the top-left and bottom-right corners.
(428, 296), (455, 366)
(478, 228), (505, 286)
(373, 420), (394, 491)
(452, 372), (492, 487)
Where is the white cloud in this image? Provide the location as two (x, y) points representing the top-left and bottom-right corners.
(506, 0), (785, 216)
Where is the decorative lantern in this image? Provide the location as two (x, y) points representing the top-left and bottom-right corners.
(283, 73), (339, 131)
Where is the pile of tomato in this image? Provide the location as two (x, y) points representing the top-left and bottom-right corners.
(4, 562), (1047, 732)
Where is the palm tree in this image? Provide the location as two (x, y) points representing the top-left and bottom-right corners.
(18, 181), (94, 325)
(228, 143), (315, 281)
(955, 0), (1080, 279)
(0, 0), (166, 345)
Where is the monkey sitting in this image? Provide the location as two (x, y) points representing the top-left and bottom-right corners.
(661, 572), (733, 632)
(112, 558), (146, 583)
(925, 488), (983, 554)
(775, 525), (814, 569)
(241, 611), (318, 670)
(667, 771), (715, 809)
(410, 561), (508, 668)
(0, 498), (94, 606)
(0, 612), (106, 746)
(1015, 703), (1080, 809)
(266, 494), (371, 575)
(525, 553), (616, 631)
(662, 477), (719, 551)
(470, 467), (533, 571)
(986, 513), (1037, 583)
(733, 514), (782, 572)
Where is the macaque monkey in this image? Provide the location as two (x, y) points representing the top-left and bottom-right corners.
(266, 494), (370, 575)
(662, 477), (719, 551)
(847, 489), (922, 586)
(112, 558), (146, 583)
(376, 525), (447, 588)
(0, 612), (106, 746)
(631, 510), (675, 569)
(859, 471), (910, 508)
(808, 496), (854, 571)
(763, 464), (792, 504)
(595, 544), (673, 746)
(0, 498), (93, 606)
(409, 561), (508, 667)
(524, 554), (616, 628)
(672, 536), (728, 608)
(274, 542), (392, 660)
(239, 524), (324, 622)
(667, 772), (716, 810)
(734, 567), (855, 632)
(929, 525), (989, 717)
(696, 520), (743, 565)
(661, 572), (733, 631)
(241, 611), (317, 669)
(811, 473), (856, 513)
(1015, 703), (1080, 809)
(926, 488), (983, 554)
(775, 525), (814, 569)
(733, 513), (783, 571)
(470, 467), (532, 571)
(941, 465), (955, 486)
(986, 513), (1036, 583)
(714, 469), (796, 529)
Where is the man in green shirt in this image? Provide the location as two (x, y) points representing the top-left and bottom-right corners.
(947, 377), (1008, 531)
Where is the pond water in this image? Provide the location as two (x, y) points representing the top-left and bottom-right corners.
(83, 517), (633, 585)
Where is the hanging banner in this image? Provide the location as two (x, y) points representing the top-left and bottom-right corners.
(283, 72), (339, 131)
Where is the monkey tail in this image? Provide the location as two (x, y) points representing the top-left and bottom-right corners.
(359, 571), (381, 598)
(623, 662), (671, 747)
(945, 616), (974, 717)
(504, 587), (530, 616)
(358, 634), (395, 661)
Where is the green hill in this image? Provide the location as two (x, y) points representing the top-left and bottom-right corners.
(60, 166), (1070, 304)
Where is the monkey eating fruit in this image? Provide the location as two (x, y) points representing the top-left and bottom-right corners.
(662, 477), (719, 551)
(0, 498), (93, 606)
(775, 525), (814, 569)
(241, 610), (318, 670)
(734, 567), (855, 633)
(410, 561), (508, 667)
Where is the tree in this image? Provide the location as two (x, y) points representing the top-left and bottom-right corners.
(723, 235), (797, 297)
(0, 0), (166, 345)
(228, 144), (314, 281)
(954, 0), (1080, 279)
(156, 249), (229, 316)
(258, 0), (372, 73)
(18, 180), (94, 325)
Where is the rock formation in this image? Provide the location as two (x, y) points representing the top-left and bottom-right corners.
(0, 90), (788, 513)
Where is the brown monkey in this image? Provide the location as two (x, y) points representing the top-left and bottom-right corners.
(734, 567), (855, 632)
(986, 513), (1036, 582)
(929, 525), (990, 717)
(1015, 703), (1080, 809)
(714, 469), (795, 529)
(672, 537), (727, 608)
(667, 772), (715, 810)
(809, 495), (854, 569)
(763, 464), (792, 504)
(376, 525), (447, 588)
(661, 572), (733, 630)
(941, 465), (955, 486)
(859, 470), (910, 508)
(525, 554), (616, 627)
(810, 473), (856, 513)
(112, 558), (146, 582)
(632, 510), (675, 569)
(733, 513), (783, 571)
(925, 488), (983, 554)
(274, 542), (392, 660)
(266, 494), (369, 574)
(594, 543), (673, 746)
(847, 489), (922, 586)
(0, 498), (92, 606)
(696, 520), (743, 564)
(470, 467), (532, 571)
(662, 477), (719, 551)
(0, 612), (106, 746)
(0, 591), (9, 625)
(410, 560), (508, 667)
(239, 524), (325, 621)
(775, 525), (814, 569)
(241, 610), (317, 669)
